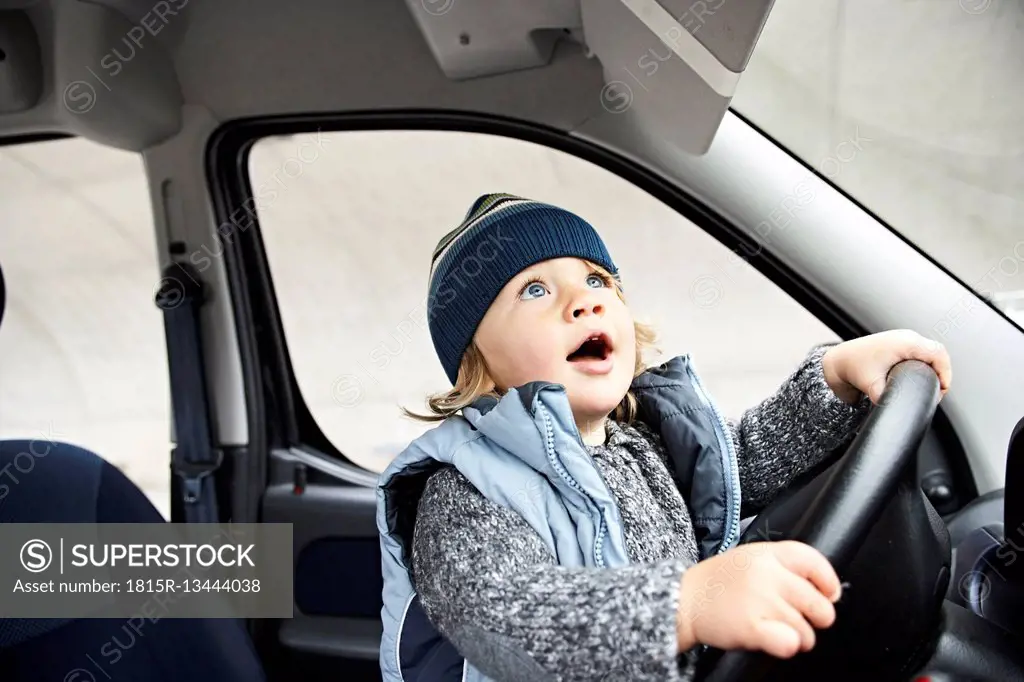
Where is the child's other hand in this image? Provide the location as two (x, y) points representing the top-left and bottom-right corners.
(676, 541), (841, 659)
(822, 329), (952, 405)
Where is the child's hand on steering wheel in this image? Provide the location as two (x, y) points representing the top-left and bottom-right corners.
(676, 541), (842, 658)
(822, 329), (952, 405)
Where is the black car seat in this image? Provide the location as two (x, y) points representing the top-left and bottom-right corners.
(0, 262), (266, 681)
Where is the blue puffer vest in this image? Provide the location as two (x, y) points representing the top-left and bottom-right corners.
(376, 355), (741, 682)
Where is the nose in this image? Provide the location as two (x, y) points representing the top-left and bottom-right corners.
(566, 287), (605, 321)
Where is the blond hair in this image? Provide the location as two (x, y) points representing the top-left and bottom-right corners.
(402, 263), (659, 424)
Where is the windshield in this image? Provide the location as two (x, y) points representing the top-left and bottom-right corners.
(732, 0), (1023, 327)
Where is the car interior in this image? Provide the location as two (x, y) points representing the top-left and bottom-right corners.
(1, 0), (1023, 680)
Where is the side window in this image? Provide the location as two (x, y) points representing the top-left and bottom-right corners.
(0, 138), (171, 518)
(249, 131), (840, 473)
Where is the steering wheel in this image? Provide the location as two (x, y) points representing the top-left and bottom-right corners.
(700, 359), (943, 682)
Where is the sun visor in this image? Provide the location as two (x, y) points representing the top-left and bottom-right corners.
(52, 1), (184, 150)
(0, 10), (43, 114)
(402, 0), (775, 156)
(580, 0), (776, 155)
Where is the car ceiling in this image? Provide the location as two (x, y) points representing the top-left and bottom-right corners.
(0, 0), (683, 155)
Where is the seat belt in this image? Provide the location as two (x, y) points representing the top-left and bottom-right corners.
(155, 261), (221, 523)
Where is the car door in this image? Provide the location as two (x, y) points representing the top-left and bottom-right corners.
(188, 3), (977, 680)
(204, 133), (976, 682)
(200, 6), (784, 679)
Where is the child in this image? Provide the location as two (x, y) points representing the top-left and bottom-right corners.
(376, 193), (952, 682)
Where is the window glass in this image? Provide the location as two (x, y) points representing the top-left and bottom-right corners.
(250, 130), (841, 473)
(734, 0), (1023, 324)
(0, 138), (171, 519)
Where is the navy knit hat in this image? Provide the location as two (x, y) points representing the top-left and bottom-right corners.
(427, 193), (619, 385)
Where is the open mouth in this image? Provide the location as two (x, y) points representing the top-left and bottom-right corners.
(567, 333), (613, 362)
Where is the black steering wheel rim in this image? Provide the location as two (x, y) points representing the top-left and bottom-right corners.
(700, 359), (943, 682)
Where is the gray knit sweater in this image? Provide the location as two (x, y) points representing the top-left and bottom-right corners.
(410, 346), (871, 682)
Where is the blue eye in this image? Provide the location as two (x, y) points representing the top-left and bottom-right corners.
(520, 281), (548, 300)
(586, 274), (607, 288)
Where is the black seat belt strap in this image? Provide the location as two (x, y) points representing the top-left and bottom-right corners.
(155, 261), (221, 523)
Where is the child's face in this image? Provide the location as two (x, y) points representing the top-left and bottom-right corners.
(474, 257), (637, 430)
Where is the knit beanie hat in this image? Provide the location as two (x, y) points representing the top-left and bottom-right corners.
(427, 193), (619, 385)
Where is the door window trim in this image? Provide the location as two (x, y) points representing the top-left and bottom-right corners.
(203, 111), (974, 504)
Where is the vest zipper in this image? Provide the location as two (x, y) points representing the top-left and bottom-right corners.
(684, 362), (742, 555)
(538, 404), (608, 568)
